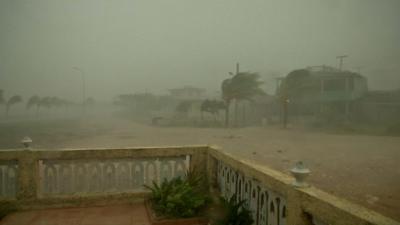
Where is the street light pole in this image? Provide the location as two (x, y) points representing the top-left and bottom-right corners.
(72, 67), (86, 114)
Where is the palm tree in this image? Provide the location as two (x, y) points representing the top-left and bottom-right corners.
(200, 99), (226, 122)
(26, 95), (41, 114)
(221, 72), (265, 127)
(39, 97), (53, 110)
(5, 95), (23, 116)
(175, 100), (193, 117)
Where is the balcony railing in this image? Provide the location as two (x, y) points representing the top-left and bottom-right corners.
(0, 146), (398, 225)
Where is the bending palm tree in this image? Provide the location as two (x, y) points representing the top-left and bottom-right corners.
(5, 95), (23, 116)
(200, 99), (226, 122)
(26, 95), (41, 114)
(221, 72), (265, 127)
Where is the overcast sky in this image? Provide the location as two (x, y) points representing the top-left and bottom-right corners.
(1, 0), (399, 101)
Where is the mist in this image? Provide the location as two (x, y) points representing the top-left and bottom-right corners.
(1, 0), (399, 101)
(1, 1), (400, 223)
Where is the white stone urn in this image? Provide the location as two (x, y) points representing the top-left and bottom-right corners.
(290, 161), (310, 188)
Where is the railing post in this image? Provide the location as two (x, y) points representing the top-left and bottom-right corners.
(17, 150), (38, 202)
(206, 152), (218, 190)
(189, 147), (208, 173)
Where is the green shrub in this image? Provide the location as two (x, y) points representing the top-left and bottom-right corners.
(215, 194), (253, 225)
(0, 202), (17, 220)
(144, 169), (209, 218)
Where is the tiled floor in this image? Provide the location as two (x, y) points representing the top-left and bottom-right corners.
(0, 203), (150, 225)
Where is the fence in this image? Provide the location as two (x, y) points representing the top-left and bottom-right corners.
(0, 146), (207, 208)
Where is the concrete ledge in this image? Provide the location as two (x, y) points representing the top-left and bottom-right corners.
(207, 145), (400, 225)
(299, 186), (399, 225)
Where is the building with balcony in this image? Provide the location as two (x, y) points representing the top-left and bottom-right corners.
(276, 66), (368, 117)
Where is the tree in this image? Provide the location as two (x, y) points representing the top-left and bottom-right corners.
(5, 95), (22, 116)
(40, 97), (52, 109)
(221, 72), (265, 127)
(277, 69), (314, 128)
(26, 95), (41, 114)
(175, 101), (193, 116)
(200, 99), (226, 122)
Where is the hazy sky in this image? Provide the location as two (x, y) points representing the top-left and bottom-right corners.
(1, 0), (399, 101)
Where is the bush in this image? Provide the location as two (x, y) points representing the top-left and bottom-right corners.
(215, 194), (253, 225)
(0, 202), (17, 220)
(144, 169), (209, 218)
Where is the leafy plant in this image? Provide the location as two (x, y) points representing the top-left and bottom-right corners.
(144, 169), (209, 218)
(185, 167), (208, 193)
(215, 194), (253, 225)
(0, 202), (17, 220)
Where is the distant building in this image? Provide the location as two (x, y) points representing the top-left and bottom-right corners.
(355, 89), (400, 124)
(276, 66), (368, 116)
(168, 86), (206, 100)
(309, 66), (368, 102)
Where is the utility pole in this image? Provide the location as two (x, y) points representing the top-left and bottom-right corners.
(336, 55), (348, 70)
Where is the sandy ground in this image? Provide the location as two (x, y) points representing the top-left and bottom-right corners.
(1, 116), (399, 221)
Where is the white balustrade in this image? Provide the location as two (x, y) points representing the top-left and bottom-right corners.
(217, 160), (287, 225)
(39, 156), (189, 196)
(0, 160), (18, 198)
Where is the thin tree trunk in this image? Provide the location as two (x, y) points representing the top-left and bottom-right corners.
(234, 99), (238, 127)
(225, 101), (230, 127)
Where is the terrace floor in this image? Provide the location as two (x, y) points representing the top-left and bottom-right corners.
(0, 203), (150, 225)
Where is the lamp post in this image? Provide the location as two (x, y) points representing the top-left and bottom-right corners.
(72, 67), (86, 114)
